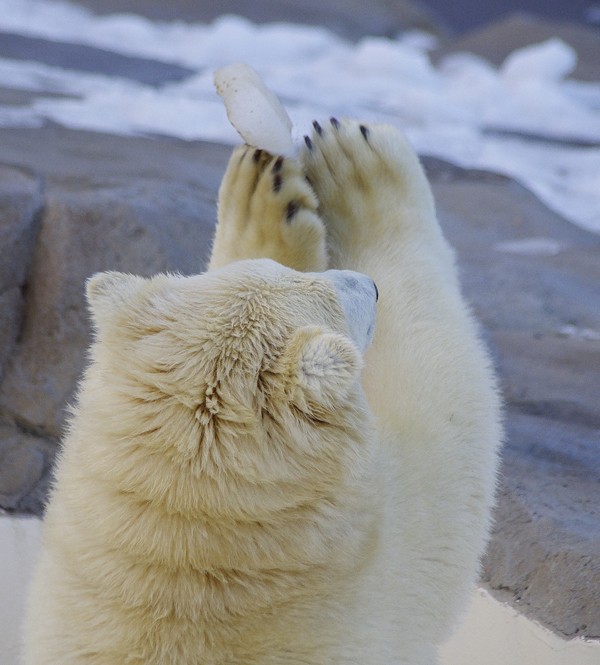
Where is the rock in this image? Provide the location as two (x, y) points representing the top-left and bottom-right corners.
(0, 287), (24, 385)
(0, 164), (44, 293)
(0, 178), (218, 439)
(495, 332), (600, 429)
(0, 427), (47, 511)
(0, 124), (231, 442)
(483, 413), (600, 638)
(424, 156), (600, 340)
(0, 165), (44, 382)
(0, 123), (232, 195)
(432, 13), (600, 81)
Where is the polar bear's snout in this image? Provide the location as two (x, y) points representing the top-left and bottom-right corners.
(322, 269), (378, 353)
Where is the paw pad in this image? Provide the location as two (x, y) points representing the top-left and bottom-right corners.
(285, 200), (299, 222)
(213, 141), (326, 272)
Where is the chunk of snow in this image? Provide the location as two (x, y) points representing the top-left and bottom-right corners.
(214, 62), (294, 156)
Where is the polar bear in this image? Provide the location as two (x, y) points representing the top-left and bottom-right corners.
(24, 120), (501, 665)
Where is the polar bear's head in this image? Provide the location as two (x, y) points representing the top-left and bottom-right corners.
(84, 259), (377, 517)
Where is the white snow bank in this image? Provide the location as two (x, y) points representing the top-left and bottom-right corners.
(0, 0), (598, 233)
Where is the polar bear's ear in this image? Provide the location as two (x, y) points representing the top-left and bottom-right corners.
(86, 271), (145, 330)
(281, 326), (362, 405)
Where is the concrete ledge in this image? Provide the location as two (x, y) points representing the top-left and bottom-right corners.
(0, 516), (42, 665)
(440, 587), (600, 665)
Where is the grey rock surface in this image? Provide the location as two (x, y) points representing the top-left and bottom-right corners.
(0, 165), (44, 293)
(484, 413), (600, 638)
(0, 126), (226, 511)
(0, 165), (44, 383)
(0, 287), (24, 384)
(0, 427), (45, 508)
(425, 159), (600, 420)
(0, 157), (220, 438)
(0, 423), (57, 514)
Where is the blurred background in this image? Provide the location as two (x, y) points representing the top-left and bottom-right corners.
(0, 1), (599, 664)
(61, 0), (600, 33)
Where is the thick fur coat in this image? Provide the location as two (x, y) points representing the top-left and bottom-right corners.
(24, 121), (501, 664)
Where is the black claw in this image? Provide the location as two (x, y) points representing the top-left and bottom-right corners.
(360, 125), (369, 140)
(252, 149), (263, 163)
(285, 200), (299, 222)
(312, 120), (323, 135)
(304, 135), (313, 150)
(330, 117), (340, 129)
(272, 155), (284, 173)
(273, 173), (283, 193)
(305, 174), (312, 185)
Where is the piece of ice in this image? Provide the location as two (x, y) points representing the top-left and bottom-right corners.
(214, 62), (294, 155)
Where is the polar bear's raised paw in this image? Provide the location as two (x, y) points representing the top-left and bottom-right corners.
(209, 146), (328, 272)
(301, 118), (437, 267)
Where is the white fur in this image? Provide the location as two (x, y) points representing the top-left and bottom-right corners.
(24, 121), (501, 664)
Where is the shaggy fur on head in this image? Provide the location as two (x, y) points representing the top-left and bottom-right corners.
(24, 121), (501, 665)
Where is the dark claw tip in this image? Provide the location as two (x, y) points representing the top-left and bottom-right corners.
(285, 200), (299, 222)
(272, 155), (284, 172)
(252, 149), (262, 163)
(330, 117), (340, 129)
(312, 120), (323, 135)
(360, 125), (369, 140)
(304, 135), (313, 150)
(273, 173), (283, 193)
